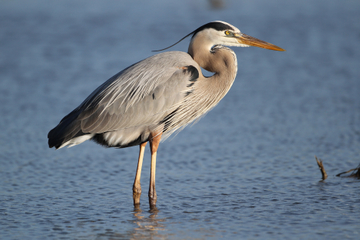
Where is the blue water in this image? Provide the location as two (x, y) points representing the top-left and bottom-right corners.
(1, 0), (359, 239)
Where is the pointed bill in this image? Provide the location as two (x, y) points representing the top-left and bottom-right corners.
(237, 33), (285, 51)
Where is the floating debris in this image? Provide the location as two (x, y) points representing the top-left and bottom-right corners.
(315, 156), (328, 181)
(336, 164), (360, 179)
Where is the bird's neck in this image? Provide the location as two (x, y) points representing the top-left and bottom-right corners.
(188, 42), (238, 107)
(188, 43), (238, 84)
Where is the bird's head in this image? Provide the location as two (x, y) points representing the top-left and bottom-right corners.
(190, 21), (285, 51)
(154, 20), (285, 53)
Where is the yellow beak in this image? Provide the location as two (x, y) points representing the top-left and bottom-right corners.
(237, 33), (285, 51)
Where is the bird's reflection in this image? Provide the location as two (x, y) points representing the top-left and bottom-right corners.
(94, 205), (167, 239)
(132, 205), (166, 233)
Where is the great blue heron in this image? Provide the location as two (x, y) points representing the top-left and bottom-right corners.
(48, 21), (285, 208)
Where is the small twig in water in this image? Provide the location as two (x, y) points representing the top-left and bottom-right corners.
(315, 156), (328, 181)
(336, 164), (360, 178)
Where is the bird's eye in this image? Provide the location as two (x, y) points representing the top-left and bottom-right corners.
(225, 30), (231, 36)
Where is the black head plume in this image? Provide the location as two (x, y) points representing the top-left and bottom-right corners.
(152, 21), (235, 52)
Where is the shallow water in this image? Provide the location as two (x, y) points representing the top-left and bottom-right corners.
(1, 0), (360, 239)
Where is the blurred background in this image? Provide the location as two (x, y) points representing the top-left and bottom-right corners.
(1, 0), (359, 239)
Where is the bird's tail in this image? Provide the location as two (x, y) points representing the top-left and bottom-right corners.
(48, 108), (86, 149)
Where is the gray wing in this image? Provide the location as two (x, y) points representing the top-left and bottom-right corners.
(48, 51), (200, 148)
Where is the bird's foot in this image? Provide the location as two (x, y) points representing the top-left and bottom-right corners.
(133, 185), (142, 206)
(148, 191), (157, 209)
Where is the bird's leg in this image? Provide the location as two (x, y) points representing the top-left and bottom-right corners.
(133, 142), (147, 206)
(148, 132), (162, 208)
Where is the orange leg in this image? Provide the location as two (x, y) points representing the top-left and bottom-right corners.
(148, 132), (162, 208)
(133, 142), (147, 206)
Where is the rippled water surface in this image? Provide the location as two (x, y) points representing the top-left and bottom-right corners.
(1, 0), (360, 239)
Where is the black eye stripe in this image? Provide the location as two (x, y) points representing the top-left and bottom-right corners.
(193, 22), (234, 37)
